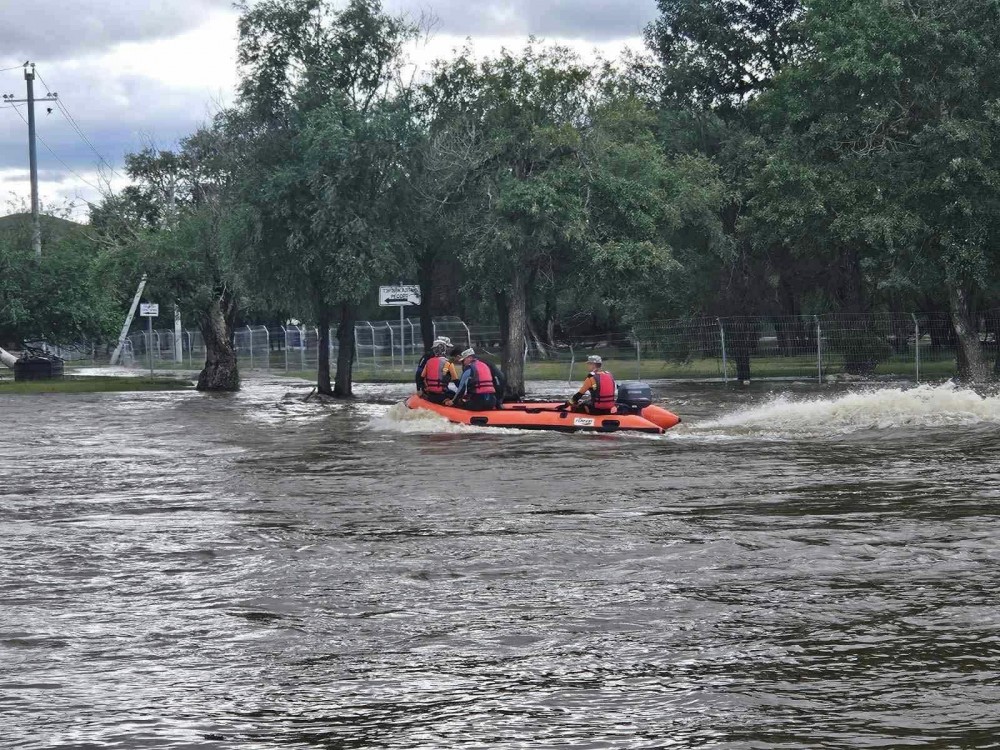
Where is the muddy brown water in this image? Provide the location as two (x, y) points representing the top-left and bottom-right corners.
(2, 378), (999, 748)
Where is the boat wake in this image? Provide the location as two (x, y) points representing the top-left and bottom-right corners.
(367, 402), (477, 434)
(684, 382), (1000, 438)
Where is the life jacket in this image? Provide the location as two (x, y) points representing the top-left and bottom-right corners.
(423, 356), (450, 394)
(590, 370), (616, 410)
(468, 359), (496, 395)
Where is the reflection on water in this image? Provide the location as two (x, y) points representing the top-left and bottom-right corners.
(2, 379), (999, 748)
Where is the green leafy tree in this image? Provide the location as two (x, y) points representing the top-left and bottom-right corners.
(230, 0), (417, 396)
(0, 224), (118, 349)
(755, 0), (1000, 381)
(96, 130), (244, 390)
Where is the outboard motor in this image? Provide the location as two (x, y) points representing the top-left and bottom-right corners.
(616, 381), (653, 414)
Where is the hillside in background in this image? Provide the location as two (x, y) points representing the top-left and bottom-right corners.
(0, 212), (87, 249)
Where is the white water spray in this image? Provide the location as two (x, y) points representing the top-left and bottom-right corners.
(691, 383), (1000, 437)
(367, 402), (477, 434)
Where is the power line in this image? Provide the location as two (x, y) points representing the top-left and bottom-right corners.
(34, 67), (124, 179)
(3, 102), (104, 193)
(1, 64), (25, 73)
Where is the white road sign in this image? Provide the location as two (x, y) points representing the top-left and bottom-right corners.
(379, 285), (421, 306)
(139, 303), (159, 317)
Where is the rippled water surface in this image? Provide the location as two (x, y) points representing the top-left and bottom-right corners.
(2, 378), (1000, 748)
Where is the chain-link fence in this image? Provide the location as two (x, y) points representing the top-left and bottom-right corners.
(34, 309), (999, 382)
(506, 311), (999, 383)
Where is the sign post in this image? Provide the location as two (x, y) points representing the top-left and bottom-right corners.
(379, 285), (421, 370)
(140, 303), (159, 378)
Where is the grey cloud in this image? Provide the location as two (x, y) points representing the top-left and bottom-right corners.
(1, 68), (219, 183)
(0, 0), (233, 59)
(385, 0), (658, 41)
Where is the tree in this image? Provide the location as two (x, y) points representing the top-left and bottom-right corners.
(0, 219), (118, 348)
(423, 46), (595, 396)
(645, 0), (806, 383)
(645, 0), (802, 108)
(95, 130), (244, 390)
(754, 0), (1000, 381)
(230, 0), (417, 397)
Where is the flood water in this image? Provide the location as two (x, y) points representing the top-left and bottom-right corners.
(2, 377), (999, 749)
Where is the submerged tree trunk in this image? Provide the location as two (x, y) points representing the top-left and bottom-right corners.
(317, 306), (333, 396)
(197, 297), (240, 392)
(502, 268), (528, 399)
(333, 303), (356, 398)
(725, 318), (758, 383)
(947, 281), (990, 383)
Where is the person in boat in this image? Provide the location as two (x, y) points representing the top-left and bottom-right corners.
(415, 336), (452, 391)
(416, 338), (459, 403)
(448, 345), (505, 405)
(445, 348), (497, 411)
(563, 355), (616, 414)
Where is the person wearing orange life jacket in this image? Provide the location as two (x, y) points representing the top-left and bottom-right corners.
(415, 336), (452, 391)
(417, 338), (459, 404)
(562, 355), (616, 414)
(445, 348), (497, 411)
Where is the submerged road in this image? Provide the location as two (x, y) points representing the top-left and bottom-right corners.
(2, 378), (999, 748)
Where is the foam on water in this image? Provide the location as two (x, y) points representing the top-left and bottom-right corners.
(688, 382), (1000, 437)
(367, 401), (477, 434)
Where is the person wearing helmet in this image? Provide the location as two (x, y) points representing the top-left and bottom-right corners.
(445, 347), (497, 411)
(448, 344), (505, 405)
(415, 337), (456, 401)
(562, 354), (616, 414)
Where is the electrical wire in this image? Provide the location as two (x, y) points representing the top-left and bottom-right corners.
(34, 67), (124, 179)
(2, 102), (104, 193)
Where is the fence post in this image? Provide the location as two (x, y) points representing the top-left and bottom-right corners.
(568, 344), (575, 384)
(385, 322), (395, 370)
(245, 324), (253, 370)
(368, 322), (377, 369)
(353, 325), (360, 370)
(299, 325), (306, 371)
(815, 315), (823, 384)
(280, 326), (288, 372)
(911, 312), (920, 383)
(461, 320), (472, 348)
(717, 317), (728, 384)
(263, 326), (271, 370)
(634, 333), (641, 380)
(408, 319), (418, 363)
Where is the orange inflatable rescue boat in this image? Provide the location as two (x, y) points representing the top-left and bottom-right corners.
(405, 381), (680, 434)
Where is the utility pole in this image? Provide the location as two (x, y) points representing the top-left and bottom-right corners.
(3, 62), (58, 259)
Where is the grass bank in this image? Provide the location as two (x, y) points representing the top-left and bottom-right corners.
(0, 376), (194, 395)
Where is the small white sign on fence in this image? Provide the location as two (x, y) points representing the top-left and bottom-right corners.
(379, 285), (421, 307)
(139, 303), (159, 317)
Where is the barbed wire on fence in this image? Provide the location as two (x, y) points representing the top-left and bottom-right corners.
(35, 309), (1000, 383)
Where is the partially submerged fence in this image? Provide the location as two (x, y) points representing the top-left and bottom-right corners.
(59, 309), (999, 382)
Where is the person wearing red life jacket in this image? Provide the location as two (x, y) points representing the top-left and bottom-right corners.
(445, 348), (497, 411)
(415, 337), (452, 393)
(562, 355), (616, 414)
(418, 338), (459, 404)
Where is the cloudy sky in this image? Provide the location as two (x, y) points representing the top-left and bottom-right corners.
(0, 0), (657, 222)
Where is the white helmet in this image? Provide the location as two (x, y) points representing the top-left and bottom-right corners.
(587, 355), (603, 365)
(460, 347), (475, 359)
